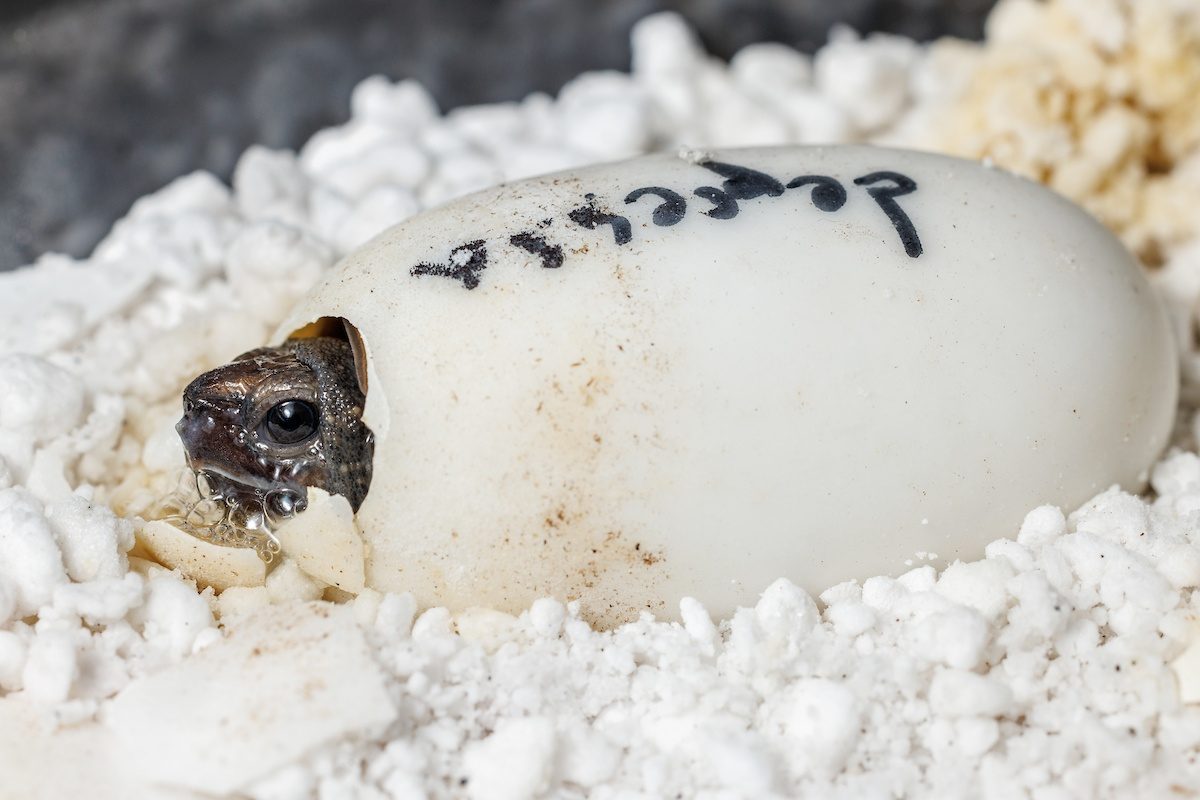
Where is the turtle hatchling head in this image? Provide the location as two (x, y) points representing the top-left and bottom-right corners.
(176, 336), (374, 532)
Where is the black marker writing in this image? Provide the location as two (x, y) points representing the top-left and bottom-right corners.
(786, 175), (847, 212)
(415, 162), (925, 290)
(692, 160), (786, 220)
(700, 160), (786, 201)
(693, 185), (740, 219)
(411, 239), (488, 290)
(568, 193), (632, 245)
(624, 187), (687, 226)
(854, 171), (922, 258)
(510, 232), (565, 269)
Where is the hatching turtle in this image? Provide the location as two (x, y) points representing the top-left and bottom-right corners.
(176, 145), (1175, 625)
(177, 336), (374, 532)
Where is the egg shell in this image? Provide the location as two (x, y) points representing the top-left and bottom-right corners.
(273, 488), (366, 593)
(136, 520), (266, 592)
(279, 145), (1177, 627)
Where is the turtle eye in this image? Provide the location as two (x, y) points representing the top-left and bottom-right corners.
(260, 400), (319, 445)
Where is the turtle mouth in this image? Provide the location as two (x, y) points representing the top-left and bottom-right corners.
(155, 466), (308, 562)
(200, 467), (310, 527)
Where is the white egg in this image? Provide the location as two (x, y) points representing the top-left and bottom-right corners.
(279, 145), (1177, 626)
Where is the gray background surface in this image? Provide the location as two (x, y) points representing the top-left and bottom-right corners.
(0, 0), (996, 271)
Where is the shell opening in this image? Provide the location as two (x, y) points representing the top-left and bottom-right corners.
(288, 316), (369, 396)
(285, 313), (380, 511)
(158, 315), (378, 559)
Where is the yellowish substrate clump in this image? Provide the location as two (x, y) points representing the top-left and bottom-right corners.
(927, 0), (1200, 264)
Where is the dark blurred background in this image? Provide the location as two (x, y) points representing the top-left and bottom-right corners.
(0, 0), (997, 271)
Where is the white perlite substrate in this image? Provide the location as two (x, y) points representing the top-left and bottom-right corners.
(3, 3), (1200, 798)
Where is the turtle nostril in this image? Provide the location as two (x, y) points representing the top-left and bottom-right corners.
(176, 410), (217, 450)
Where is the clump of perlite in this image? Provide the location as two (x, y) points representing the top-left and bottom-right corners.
(927, 0), (1200, 264)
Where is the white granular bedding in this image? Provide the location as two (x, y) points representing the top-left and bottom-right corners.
(4, 2), (1200, 798)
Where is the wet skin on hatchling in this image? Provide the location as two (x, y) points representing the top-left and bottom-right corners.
(176, 336), (374, 525)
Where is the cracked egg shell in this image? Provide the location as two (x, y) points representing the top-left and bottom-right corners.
(279, 145), (1177, 627)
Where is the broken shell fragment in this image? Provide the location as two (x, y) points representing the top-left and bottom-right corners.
(272, 488), (366, 593)
(136, 520), (267, 592)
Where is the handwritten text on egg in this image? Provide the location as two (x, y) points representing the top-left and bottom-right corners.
(411, 161), (922, 291)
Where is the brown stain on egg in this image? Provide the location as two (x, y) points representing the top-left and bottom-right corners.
(490, 424), (671, 626)
(472, 322), (676, 627)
